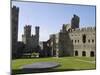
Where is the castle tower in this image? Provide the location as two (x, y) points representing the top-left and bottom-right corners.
(35, 26), (39, 45)
(12, 6), (19, 57)
(71, 14), (80, 29)
(62, 24), (67, 32)
(35, 26), (39, 36)
(22, 25), (31, 44)
(24, 25), (31, 38)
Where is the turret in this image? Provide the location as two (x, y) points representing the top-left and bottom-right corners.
(35, 26), (40, 44)
(12, 5), (19, 57)
(35, 26), (39, 36)
(71, 14), (80, 29)
(24, 25), (31, 37)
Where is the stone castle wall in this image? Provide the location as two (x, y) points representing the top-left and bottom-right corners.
(68, 27), (96, 57)
(50, 24), (96, 57)
(58, 26), (95, 57)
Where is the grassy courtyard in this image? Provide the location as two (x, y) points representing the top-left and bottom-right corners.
(12, 57), (96, 74)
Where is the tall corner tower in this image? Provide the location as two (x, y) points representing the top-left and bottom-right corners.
(12, 5), (19, 56)
(71, 14), (80, 29)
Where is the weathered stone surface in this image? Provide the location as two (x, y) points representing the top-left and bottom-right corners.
(50, 21), (96, 57)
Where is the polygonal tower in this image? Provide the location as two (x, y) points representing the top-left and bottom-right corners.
(71, 14), (80, 29)
(12, 6), (19, 57)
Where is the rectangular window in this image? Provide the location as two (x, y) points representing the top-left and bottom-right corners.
(82, 34), (86, 43)
(92, 39), (94, 43)
(75, 40), (76, 43)
(78, 40), (79, 43)
(88, 40), (90, 43)
(72, 40), (73, 42)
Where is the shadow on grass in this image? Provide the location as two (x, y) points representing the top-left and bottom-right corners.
(12, 68), (76, 75)
(12, 68), (96, 75)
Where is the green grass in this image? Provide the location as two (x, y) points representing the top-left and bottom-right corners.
(12, 57), (96, 71)
(74, 57), (95, 61)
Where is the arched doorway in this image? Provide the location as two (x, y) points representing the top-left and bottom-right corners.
(75, 51), (78, 56)
(82, 51), (86, 56)
(90, 51), (94, 57)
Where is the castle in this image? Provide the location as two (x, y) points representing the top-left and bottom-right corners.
(22, 25), (39, 53)
(12, 6), (96, 58)
(49, 15), (96, 57)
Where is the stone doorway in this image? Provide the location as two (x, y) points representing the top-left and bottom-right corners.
(82, 51), (86, 56)
(75, 51), (78, 56)
(90, 51), (94, 57)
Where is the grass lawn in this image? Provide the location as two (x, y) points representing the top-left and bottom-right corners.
(12, 57), (96, 74)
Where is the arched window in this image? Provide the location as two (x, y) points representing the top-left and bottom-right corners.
(82, 34), (86, 43)
(75, 51), (78, 56)
(90, 51), (94, 57)
(82, 51), (86, 56)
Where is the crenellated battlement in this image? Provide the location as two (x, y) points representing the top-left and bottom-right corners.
(12, 6), (19, 11)
(69, 26), (96, 32)
(24, 25), (31, 28)
(61, 22), (95, 33)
